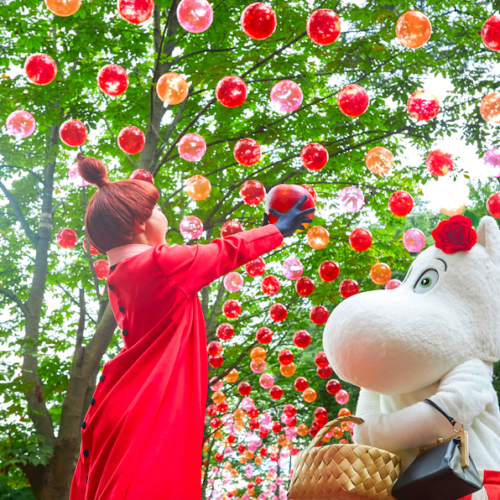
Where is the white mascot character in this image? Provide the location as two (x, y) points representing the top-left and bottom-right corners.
(323, 215), (500, 500)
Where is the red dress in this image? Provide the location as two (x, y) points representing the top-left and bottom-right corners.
(69, 224), (283, 500)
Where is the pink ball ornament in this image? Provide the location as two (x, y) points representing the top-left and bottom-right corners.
(338, 84), (369, 117)
(216, 76), (247, 108)
(403, 228), (426, 253)
(270, 80), (303, 113)
(180, 215), (204, 240)
(56, 228), (78, 249)
(94, 259), (110, 280)
(118, 126), (145, 155)
(407, 90), (439, 121)
(250, 358), (266, 374)
(68, 162), (90, 187)
(335, 389), (349, 405)
(307, 9), (341, 45)
(118, 0), (154, 24)
(484, 148), (500, 177)
(385, 279), (402, 290)
(241, 2), (277, 40)
(177, 133), (206, 162)
(338, 186), (364, 213)
(25, 54), (57, 85)
(6, 110), (36, 139)
(234, 138), (261, 166)
(60, 119), (87, 147)
(300, 143), (328, 171)
(177, 0), (213, 33)
(482, 15), (500, 51)
(240, 180), (265, 205)
(210, 377), (223, 391)
(97, 64), (129, 96)
(282, 257), (303, 280)
(224, 272), (244, 293)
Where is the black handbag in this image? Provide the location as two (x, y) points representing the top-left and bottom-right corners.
(392, 399), (483, 500)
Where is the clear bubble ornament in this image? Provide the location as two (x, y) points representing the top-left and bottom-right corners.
(176, 0), (213, 33)
(282, 257), (303, 280)
(403, 228), (426, 252)
(270, 80), (303, 113)
(365, 146), (393, 176)
(224, 272), (244, 293)
(6, 110), (36, 139)
(97, 64), (128, 96)
(338, 186), (364, 213)
(180, 215), (204, 240)
(178, 133), (206, 161)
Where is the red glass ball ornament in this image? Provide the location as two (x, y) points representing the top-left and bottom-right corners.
(118, 0), (154, 24)
(255, 476), (264, 485)
(245, 257), (265, 277)
(247, 407), (259, 418)
(338, 84), (369, 117)
(234, 138), (261, 166)
(209, 355), (224, 368)
(295, 277), (315, 297)
(349, 228), (372, 252)
(293, 330), (311, 349)
(426, 149), (454, 177)
(259, 447), (268, 456)
(269, 303), (287, 322)
(278, 349), (294, 365)
(129, 169), (154, 184)
(315, 351), (329, 368)
(294, 376), (309, 392)
(214, 452), (224, 462)
(261, 275), (280, 295)
(207, 341), (223, 357)
(285, 416), (297, 427)
(249, 418), (260, 430)
(238, 381), (252, 396)
(487, 193), (500, 218)
(207, 404), (218, 416)
(389, 191), (414, 217)
(83, 239), (99, 255)
(283, 403), (297, 417)
(339, 279), (359, 298)
(258, 426), (269, 438)
(220, 220), (243, 238)
(301, 184), (318, 203)
(227, 434), (236, 444)
(317, 365), (333, 379)
(94, 259), (110, 280)
(217, 401), (228, 413)
(307, 9), (341, 45)
(240, 180), (265, 205)
(482, 15), (500, 51)
(222, 299), (241, 318)
(25, 54), (57, 85)
(310, 305), (329, 325)
(216, 323), (234, 341)
(118, 126), (146, 155)
(210, 417), (221, 428)
(97, 64), (129, 96)
(240, 2), (277, 40)
(271, 422), (282, 433)
(314, 407), (328, 423)
(237, 443), (246, 453)
(57, 228), (78, 249)
(59, 119), (88, 147)
(216, 76), (247, 108)
(291, 447), (300, 456)
(256, 326), (273, 344)
(300, 143), (329, 171)
(318, 260), (339, 282)
(269, 385), (283, 400)
(309, 427), (319, 438)
(326, 379), (341, 395)
(407, 90), (439, 121)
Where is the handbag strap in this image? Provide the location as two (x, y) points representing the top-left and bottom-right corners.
(424, 398), (458, 427)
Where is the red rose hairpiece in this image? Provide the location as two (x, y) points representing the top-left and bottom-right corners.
(431, 215), (477, 254)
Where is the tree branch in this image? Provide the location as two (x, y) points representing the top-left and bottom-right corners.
(0, 287), (27, 315)
(55, 281), (96, 324)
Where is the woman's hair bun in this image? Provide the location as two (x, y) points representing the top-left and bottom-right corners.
(77, 153), (110, 189)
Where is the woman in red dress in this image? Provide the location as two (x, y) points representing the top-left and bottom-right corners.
(69, 153), (313, 500)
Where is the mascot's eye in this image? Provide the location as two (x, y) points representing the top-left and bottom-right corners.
(414, 269), (439, 294)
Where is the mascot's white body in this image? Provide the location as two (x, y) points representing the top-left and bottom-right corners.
(323, 216), (500, 499)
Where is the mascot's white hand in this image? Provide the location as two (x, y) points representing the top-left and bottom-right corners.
(352, 414), (375, 446)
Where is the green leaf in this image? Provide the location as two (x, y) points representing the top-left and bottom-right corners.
(464, 210), (480, 229)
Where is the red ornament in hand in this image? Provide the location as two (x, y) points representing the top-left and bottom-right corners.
(338, 84), (369, 117)
(241, 2), (277, 40)
(431, 214), (477, 254)
(349, 228), (372, 251)
(318, 260), (339, 281)
(261, 275), (280, 295)
(301, 143), (329, 171)
(245, 257), (265, 277)
(307, 9), (341, 45)
(60, 119), (88, 147)
(295, 277), (315, 297)
(216, 76), (247, 108)
(389, 191), (413, 217)
(310, 305), (329, 325)
(269, 303), (287, 322)
(339, 279), (359, 298)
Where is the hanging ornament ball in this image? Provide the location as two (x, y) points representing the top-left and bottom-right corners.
(483, 148), (500, 177)
(118, 126), (145, 155)
(335, 389), (350, 405)
(256, 326), (273, 344)
(68, 162), (90, 187)
(482, 15), (500, 51)
(224, 368), (239, 383)
(315, 351), (329, 367)
(261, 275), (280, 296)
(386, 279), (402, 290)
(339, 279), (359, 298)
(365, 146), (393, 176)
(395, 10), (432, 49)
(265, 184), (315, 230)
(251, 346), (266, 361)
(260, 373), (274, 389)
(303, 388), (317, 403)
(293, 330), (311, 349)
(217, 323), (235, 341)
(241, 2), (277, 40)
(310, 305), (329, 325)
(221, 220), (243, 238)
(176, 0), (213, 32)
(178, 133), (206, 162)
(83, 239), (99, 255)
(295, 277), (315, 297)
(251, 358), (267, 374)
(487, 193), (500, 218)
(403, 228), (426, 253)
(280, 363), (296, 377)
(319, 366), (333, 379)
(319, 260), (339, 282)
(338, 186), (364, 213)
(407, 90), (439, 121)
(216, 76), (247, 108)
(180, 215), (204, 240)
(97, 64), (128, 96)
(300, 143), (329, 171)
(57, 228), (78, 249)
(426, 149), (453, 177)
(389, 191), (414, 217)
(370, 263), (392, 285)
(240, 180), (266, 205)
(6, 110), (36, 139)
(278, 349), (294, 366)
(337, 84), (369, 117)
(118, 0), (154, 24)
(307, 9), (341, 45)
(224, 272), (244, 293)
(156, 73), (189, 105)
(238, 381), (252, 396)
(270, 80), (303, 114)
(480, 93), (500, 125)
(349, 228), (372, 252)
(59, 119), (87, 147)
(25, 54), (57, 85)
(223, 299), (241, 319)
(269, 385), (284, 400)
(269, 303), (287, 322)
(45, 0), (81, 16)
(295, 376), (309, 392)
(301, 184), (318, 203)
(307, 226), (329, 250)
(94, 259), (110, 280)
(208, 341), (223, 357)
(326, 379), (341, 395)
(282, 257), (303, 280)
(245, 257), (265, 277)
(129, 169), (154, 184)
(186, 174), (211, 201)
(234, 138), (261, 166)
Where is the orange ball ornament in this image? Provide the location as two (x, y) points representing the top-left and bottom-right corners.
(307, 226), (329, 250)
(480, 93), (500, 125)
(297, 423), (309, 436)
(156, 72), (189, 105)
(303, 387), (317, 403)
(395, 10), (432, 49)
(280, 362), (296, 377)
(333, 426), (344, 439)
(441, 202), (465, 217)
(338, 408), (351, 417)
(255, 455), (263, 466)
(224, 368), (239, 383)
(212, 391), (225, 404)
(235, 419), (245, 432)
(234, 408), (245, 419)
(341, 421), (352, 432)
(185, 174), (211, 201)
(214, 429), (223, 439)
(277, 434), (287, 446)
(365, 146), (394, 176)
(44, 0), (81, 16)
(251, 346), (267, 360)
(370, 263), (392, 285)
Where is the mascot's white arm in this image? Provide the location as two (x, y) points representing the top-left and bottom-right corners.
(353, 359), (492, 451)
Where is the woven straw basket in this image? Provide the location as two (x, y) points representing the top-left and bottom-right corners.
(288, 416), (401, 500)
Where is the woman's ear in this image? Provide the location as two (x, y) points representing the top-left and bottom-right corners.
(132, 216), (146, 236)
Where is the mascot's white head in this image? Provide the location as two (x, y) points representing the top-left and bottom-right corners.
(322, 215), (500, 396)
